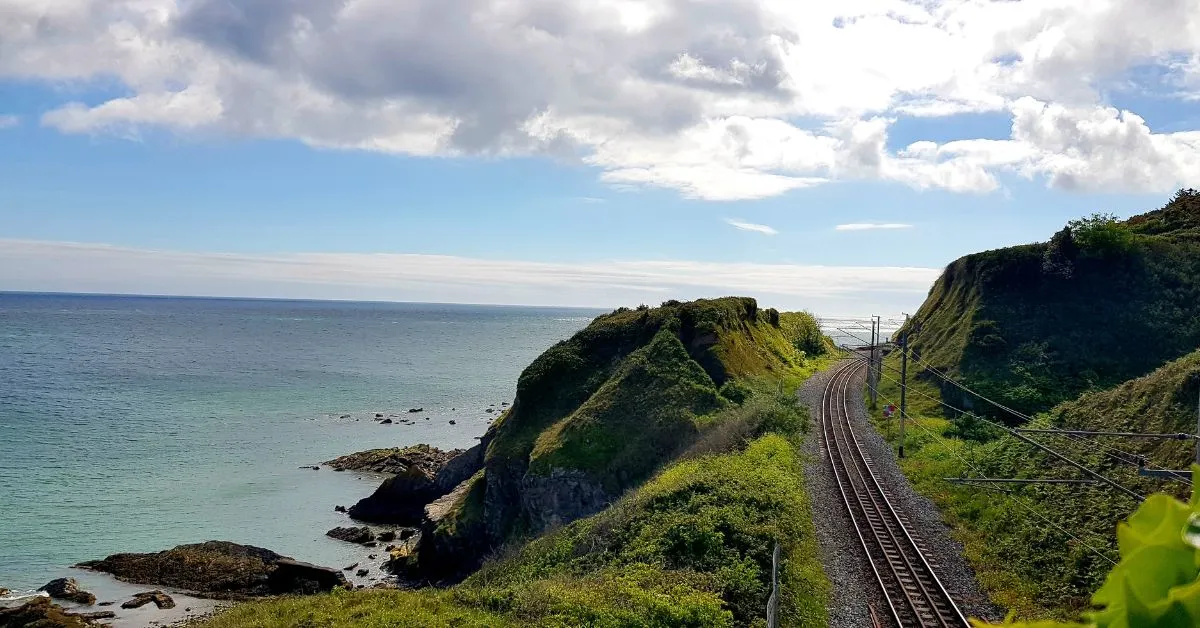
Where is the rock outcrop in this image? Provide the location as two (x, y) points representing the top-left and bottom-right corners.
(266, 559), (349, 595)
(325, 444), (463, 475)
(520, 469), (610, 532)
(347, 442), (487, 524)
(75, 540), (344, 598)
(38, 578), (95, 605)
(325, 526), (375, 544)
(120, 591), (175, 610)
(0, 597), (90, 628)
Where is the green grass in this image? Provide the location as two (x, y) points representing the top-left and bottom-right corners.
(528, 329), (725, 488)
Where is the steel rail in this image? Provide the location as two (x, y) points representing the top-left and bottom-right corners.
(821, 358), (970, 627)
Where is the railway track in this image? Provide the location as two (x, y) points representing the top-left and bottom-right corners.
(820, 359), (970, 628)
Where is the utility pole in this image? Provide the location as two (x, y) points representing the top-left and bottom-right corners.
(899, 327), (908, 459)
(898, 313), (911, 459)
(868, 315), (878, 408)
(1195, 375), (1200, 466)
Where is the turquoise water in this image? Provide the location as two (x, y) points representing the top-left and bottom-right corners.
(0, 293), (600, 593)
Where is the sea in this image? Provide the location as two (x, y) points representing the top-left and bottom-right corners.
(0, 293), (601, 602)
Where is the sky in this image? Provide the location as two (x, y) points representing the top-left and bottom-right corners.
(1, 0), (1198, 315)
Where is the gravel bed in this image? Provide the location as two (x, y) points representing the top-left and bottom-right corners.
(800, 360), (1003, 627)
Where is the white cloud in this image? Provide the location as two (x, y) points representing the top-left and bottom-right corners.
(726, 219), (778, 235)
(3, 0), (1200, 199)
(835, 223), (913, 231)
(0, 115), (18, 129)
(0, 238), (939, 313)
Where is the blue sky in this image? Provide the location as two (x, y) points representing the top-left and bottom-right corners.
(1, 0), (1197, 313)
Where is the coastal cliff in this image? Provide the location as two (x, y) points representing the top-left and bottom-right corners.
(413, 297), (825, 577)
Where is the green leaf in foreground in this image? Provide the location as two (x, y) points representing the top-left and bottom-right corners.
(984, 465), (1200, 627)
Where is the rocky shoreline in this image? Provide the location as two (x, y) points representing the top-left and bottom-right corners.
(1, 436), (494, 628)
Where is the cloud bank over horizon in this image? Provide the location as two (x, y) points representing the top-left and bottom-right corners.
(0, 239), (941, 315)
(3, 0), (1198, 201)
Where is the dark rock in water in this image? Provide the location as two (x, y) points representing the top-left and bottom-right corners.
(343, 563), (357, 571)
(75, 540), (341, 598)
(501, 402), (508, 406)
(0, 588), (8, 597)
(407, 408), (423, 413)
(375, 413), (384, 418)
(347, 465), (437, 524)
(267, 559), (349, 595)
(298, 465), (319, 470)
(355, 569), (370, 577)
(0, 597), (90, 628)
(425, 417), (430, 420)
(334, 505), (347, 513)
(324, 444), (462, 475)
(74, 610), (117, 620)
(399, 528), (416, 540)
(121, 590), (175, 610)
(340, 415), (351, 419)
(485, 408), (494, 413)
(97, 601), (113, 607)
(380, 418), (393, 424)
(362, 541), (377, 548)
(448, 420), (456, 425)
(345, 441), (488, 524)
(325, 526), (374, 544)
(376, 530), (396, 542)
(367, 554), (377, 560)
(38, 578), (96, 605)
(385, 544), (397, 552)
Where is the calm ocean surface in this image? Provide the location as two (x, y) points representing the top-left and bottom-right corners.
(0, 293), (600, 593)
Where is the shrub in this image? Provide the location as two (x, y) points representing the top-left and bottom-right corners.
(720, 380), (753, 405)
(1067, 213), (1136, 256)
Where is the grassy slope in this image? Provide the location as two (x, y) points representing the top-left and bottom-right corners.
(201, 406), (829, 628)
(200, 300), (835, 627)
(905, 192), (1200, 420)
(876, 348), (1200, 620)
(527, 328), (725, 489)
(449, 299), (826, 550)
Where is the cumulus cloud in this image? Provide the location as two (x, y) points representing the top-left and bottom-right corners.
(836, 223), (913, 231)
(0, 239), (940, 312)
(726, 219), (778, 235)
(0, 115), (18, 129)
(3, 0), (1199, 199)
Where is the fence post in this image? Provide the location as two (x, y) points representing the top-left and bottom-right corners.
(766, 542), (781, 627)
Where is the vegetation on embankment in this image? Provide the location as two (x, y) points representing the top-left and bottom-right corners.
(874, 341), (1200, 621)
(198, 298), (834, 627)
(903, 189), (1200, 420)
(424, 298), (829, 576)
(978, 467), (1200, 628)
(200, 395), (830, 628)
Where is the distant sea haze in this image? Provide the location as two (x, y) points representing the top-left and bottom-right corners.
(0, 293), (600, 592)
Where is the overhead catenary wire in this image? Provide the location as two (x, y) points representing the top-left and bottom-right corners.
(832, 324), (1148, 500)
(849, 353), (1121, 567)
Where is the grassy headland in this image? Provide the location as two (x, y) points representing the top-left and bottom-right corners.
(904, 189), (1200, 420)
(198, 298), (835, 627)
